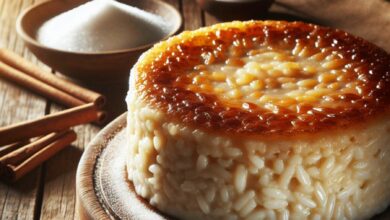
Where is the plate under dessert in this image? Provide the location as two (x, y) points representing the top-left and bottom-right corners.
(75, 112), (390, 220)
(76, 113), (166, 220)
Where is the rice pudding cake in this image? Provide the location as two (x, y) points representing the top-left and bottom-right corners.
(126, 21), (390, 220)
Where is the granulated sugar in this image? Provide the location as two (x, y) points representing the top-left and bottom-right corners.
(36, 0), (169, 53)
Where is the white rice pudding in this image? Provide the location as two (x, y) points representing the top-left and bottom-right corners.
(126, 21), (390, 220)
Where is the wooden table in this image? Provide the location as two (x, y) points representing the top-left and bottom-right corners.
(0, 0), (389, 219)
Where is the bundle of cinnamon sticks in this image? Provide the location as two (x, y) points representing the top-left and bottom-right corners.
(0, 48), (106, 181)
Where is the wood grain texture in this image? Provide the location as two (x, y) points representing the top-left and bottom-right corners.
(203, 10), (220, 26)
(182, 0), (203, 30)
(39, 104), (99, 220)
(0, 0), (48, 220)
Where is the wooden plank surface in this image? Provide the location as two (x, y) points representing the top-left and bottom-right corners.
(0, 0), (47, 219)
(39, 105), (99, 220)
(182, 0), (203, 30)
(0, 0), (100, 219)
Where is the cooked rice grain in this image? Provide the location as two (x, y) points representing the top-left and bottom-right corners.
(127, 80), (390, 219)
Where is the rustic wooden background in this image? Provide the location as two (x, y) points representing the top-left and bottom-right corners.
(0, 0), (389, 219)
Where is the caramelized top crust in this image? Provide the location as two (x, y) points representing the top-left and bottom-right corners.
(133, 21), (390, 135)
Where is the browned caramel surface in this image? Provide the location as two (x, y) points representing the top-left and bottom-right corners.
(134, 21), (390, 135)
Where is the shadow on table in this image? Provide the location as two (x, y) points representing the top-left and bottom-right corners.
(84, 80), (128, 125)
(43, 144), (82, 182)
(0, 144), (82, 187)
(0, 167), (40, 191)
(60, 75), (129, 126)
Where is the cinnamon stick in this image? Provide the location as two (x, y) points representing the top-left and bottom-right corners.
(0, 140), (30, 158)
(0, 131), (68, 166)
(3, 130), (77, 181)
(0, 103), (105, 146)
(0, 61), (85, 107)
(0, 48), (106, 108)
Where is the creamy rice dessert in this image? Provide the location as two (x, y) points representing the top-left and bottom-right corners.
(126, 21), (390, 220)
